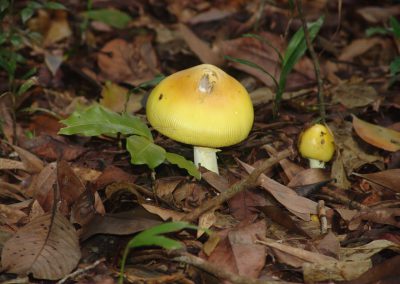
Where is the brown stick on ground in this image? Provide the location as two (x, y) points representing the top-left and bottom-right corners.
(183, 148), (293, 222)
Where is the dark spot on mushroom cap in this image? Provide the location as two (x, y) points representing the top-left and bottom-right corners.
(158, 93), (163, 100)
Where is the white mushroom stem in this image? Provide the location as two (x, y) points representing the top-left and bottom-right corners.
(309, 159), (325, 169)
(193, 146), (220, 174)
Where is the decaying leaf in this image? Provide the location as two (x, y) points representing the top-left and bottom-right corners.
(1, 212), (80, 280)
(100, 81), (144, 113)
(141, 203), (185, 221)
(353, 169), (400, 193)
(352, 114), (400, 152)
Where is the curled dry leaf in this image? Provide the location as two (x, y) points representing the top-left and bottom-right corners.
(141, 203), (185, 221)
(352, 114), (400, 152)
(1, 212), (80, 280)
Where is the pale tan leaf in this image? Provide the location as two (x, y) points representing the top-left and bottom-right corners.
(141, 204), (184, 221)
(1, 212), (80, 280)
(12, 145), (44, 173)
(197, 210), (216, 238)
(303, 260), (372, 282)
(0, 158), (26, 171)
(100, 81), (143, 113)
(340, 239), (400, 261)
(352, 115), (400, 152)
(178, 24), (224, 66)
(338, 38), (381, 61)
(43, 11), (72, 46)
(0, 204), (27, 225)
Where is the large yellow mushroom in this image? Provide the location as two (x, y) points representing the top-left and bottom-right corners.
(146, 64), (254, 174)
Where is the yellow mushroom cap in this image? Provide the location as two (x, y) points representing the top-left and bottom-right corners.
(298, 124), (335, 162)
(146, 64), (254, 148)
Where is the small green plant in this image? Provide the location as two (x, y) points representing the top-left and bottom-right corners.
(226, 16), (324, 117)
(118, 221), (197, 284)
(58, 103), (201, 179)
(366, 16), (400, 80)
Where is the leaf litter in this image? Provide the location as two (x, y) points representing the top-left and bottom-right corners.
(0, 1), (400, 283)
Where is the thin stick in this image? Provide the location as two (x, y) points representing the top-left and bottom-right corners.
(57, 258), (105, 284)
(173, 252), (288, 284)
(295, 0), (326, 122)
(183, 149), (293, 222)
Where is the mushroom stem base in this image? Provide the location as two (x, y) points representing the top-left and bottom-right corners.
(309, 159), (325, 169)
(194, 146), (220, 174)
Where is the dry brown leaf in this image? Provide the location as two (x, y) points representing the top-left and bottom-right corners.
(353, 169), (400, 193)
(258, 237), (336, 268)
(228, 221), (266, 278)
(331, 82), (378, 109)
(97, 37), (160, 85)
(197, 210), (217, 238)
(12, 144), (44, 174)
(356, 6), (400, 23)
(79, 210), (162, 241)
(338, 38), (382, 61)
(287, 168), (329, 188)
(0, 181), (26, 201)
(100, 81), (144, 113)
(0, 158), (26, 171)
(349, 208), (400, 230)
(0, 204), (27, 225)
(29, 162), (57, 209)
(238, 160), (318, 220)
(339, 239), (400, 261)
(352, 114), (400, 152)
(141, 204), (184, 221)
(201, 171), (229, 193)
(43, 11), (72, 47)
(1, 211), (80, 280)
(178, 24), (224, 66)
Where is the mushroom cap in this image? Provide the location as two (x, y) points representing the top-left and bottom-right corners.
(298, 124), (335, 162)
(146, 64), (254, 148)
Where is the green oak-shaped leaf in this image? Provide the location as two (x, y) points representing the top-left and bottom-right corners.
(59, 105), (152, 139)
(126, 136), (165, 169)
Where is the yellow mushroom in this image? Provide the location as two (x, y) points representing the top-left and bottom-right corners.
(298, 124), (335, 168)
(146, 64), (254, 174)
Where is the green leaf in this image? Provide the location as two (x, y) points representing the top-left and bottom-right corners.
(390, 16), (400, 38)
(84, 8), (132, 29)
(119, 222), (197, 284)
(0, 0), (9, 13)
(17, 77), (37, 96)
(276, 16), (324, 114)
(0, 33), (7, 45)
(390, 57), (400, 76)
(365, 27), (390, 37)
(58, 104), (152, 139)
(165, 152), (200, 180)
(44, 2), (67, 10)
(127, 221), (196, 249)
(21, 7), (35, 23)
(126, 136), (165, 169)
(10, 33), (23, 47)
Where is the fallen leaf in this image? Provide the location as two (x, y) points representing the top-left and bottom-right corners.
(178, 24), (223, 66)
(352, 114), (400, 152)
(79, 210), (162, 241)
(43, 11), (72, 47)
(141, 203), (185, 221)
(338, 38), (382, 61)
(331, 82), (378, 109)
(12, 144), (44, 174)
(356, 6), (400, 23)
(100, 81), (144, 113)
(0, 158), (26, 171)
(287, 168), (329, 188)
(0, 204), (27, 225)
(228, 221), (266, 278)
(238, 160), (318, 220)
(353, 169), (400, 193)
(349, 208), (400, 230)
(1, 211), (80, 280)
(197, 210), (217, 238)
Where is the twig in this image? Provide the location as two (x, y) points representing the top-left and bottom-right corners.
(295, 0), (326, 122)
(173, 252), (287, 284)
(318, 200), (328, 234)
(183, 149), (293, 222)
(57, 258), (105, 284)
